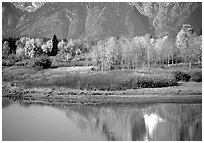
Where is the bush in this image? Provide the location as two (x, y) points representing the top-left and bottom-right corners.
(173, 71), (191, 82)
(2, 41), (10, 59)
(15, 60), (29, 66)
(51, 60), (85, 68)
(188, 70), (202, 82)
(2, 60), (15, 66)
(7, 54), (18, 61)
(2, 54), (23, 67)
(72, 55), (85, 62)
(32, 56), (52, 69)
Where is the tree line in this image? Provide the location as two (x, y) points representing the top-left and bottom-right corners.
(2, 24), (202, 70)
(90, 24), (202, 71)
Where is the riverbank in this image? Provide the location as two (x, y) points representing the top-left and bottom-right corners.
(2, 81), (202, 105)
(2, 66), (202, 105)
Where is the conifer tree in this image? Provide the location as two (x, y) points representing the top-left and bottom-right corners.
(51, 34), (59, 56)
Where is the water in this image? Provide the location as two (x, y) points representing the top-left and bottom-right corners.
(2, 98), (202, 141)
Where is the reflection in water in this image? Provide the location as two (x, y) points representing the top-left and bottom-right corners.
(2, 98), (202, 141)
(143, 113), (164, 139)
(131, 113), (146, 140)
(62, 104), (202, 141)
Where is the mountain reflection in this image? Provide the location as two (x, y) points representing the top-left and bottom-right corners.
(61, 104), (201, 141)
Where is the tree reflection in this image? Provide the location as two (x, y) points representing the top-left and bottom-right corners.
(131, 113), (146, 140)
(61, 103), (201, 141)
(5, 100), (200, 141)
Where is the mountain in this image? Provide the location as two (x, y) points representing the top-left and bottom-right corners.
(2, 2), (202, 40)
(132, 2), (202, 37)
(11, 2), (45, 12)
(2, 2), (23, 37)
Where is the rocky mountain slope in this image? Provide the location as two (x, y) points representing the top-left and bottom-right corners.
(132, 2), (202, 37)
(2, 2), (202, 40)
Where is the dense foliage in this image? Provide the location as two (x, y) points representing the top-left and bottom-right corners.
(173, 71), (191, 82)
(2, 24), (202, 71)
(176, 24), (202, 69)
(24, 70), (177, 90)
(32, 56), (52, 69)
(90, 28), (202, 71)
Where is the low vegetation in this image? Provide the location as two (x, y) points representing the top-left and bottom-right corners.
(187, 69), (202, 82)
(173, 71), (191, 82)
(32, 56), (52, 69)
(37, 71), (176, 90)
(3, 67), (176, 90)
(171, 69), (202, 82)
(3, 64), (202, 92)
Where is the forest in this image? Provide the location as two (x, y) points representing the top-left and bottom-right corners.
(2, 24), (202, 69)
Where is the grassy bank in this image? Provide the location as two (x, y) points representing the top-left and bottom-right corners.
(3, 66), (180, 91)
(2, 65), (202, 92)
(2, 81), (202, 105)
(2, 66), (202, 105)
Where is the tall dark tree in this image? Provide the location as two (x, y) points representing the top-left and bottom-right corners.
(199, 28), (202, 35)
(7, 37), (18, 54)
(51, 34), (59, 56)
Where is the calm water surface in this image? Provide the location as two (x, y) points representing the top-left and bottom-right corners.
(2, 98), (202, 141)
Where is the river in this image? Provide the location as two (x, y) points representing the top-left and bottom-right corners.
(2, 98), (202, 141)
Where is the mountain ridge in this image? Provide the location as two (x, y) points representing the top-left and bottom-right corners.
(2, 2), (202, 40)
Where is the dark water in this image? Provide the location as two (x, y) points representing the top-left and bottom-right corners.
(2, 98), (202, 141)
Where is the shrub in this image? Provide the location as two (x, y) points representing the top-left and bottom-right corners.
(187, 70), (202, 82)
(51, 60), (85, 68)
(32, 56), (52, 69)
(190, 71), (202, 82)
(2, 41), (10, 59)
(2, 60), (15, 66)
(15, 61), (29, 66)
(134, 74), (177, 88)
(72, 55), (85, 62)
(173, 71), (191, 82)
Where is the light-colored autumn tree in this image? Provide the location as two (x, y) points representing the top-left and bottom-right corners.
(189, 35), (202, 63)
(2, 41), (10, 59)
(159, 36), (175, 67)
(176, 24), (195, 69)
(118, 36), (131, 69)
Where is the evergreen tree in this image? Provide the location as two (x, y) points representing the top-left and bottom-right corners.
(7, 37), (18, 54)
(51, 34), (59, 56)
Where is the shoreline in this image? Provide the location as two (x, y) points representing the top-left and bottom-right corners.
(3, 81), (202, 106)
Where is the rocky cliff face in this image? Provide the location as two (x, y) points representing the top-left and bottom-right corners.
(2, 2), (202, 40)
(132, 2), (202, 37)
(11, 2), (45, 12)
